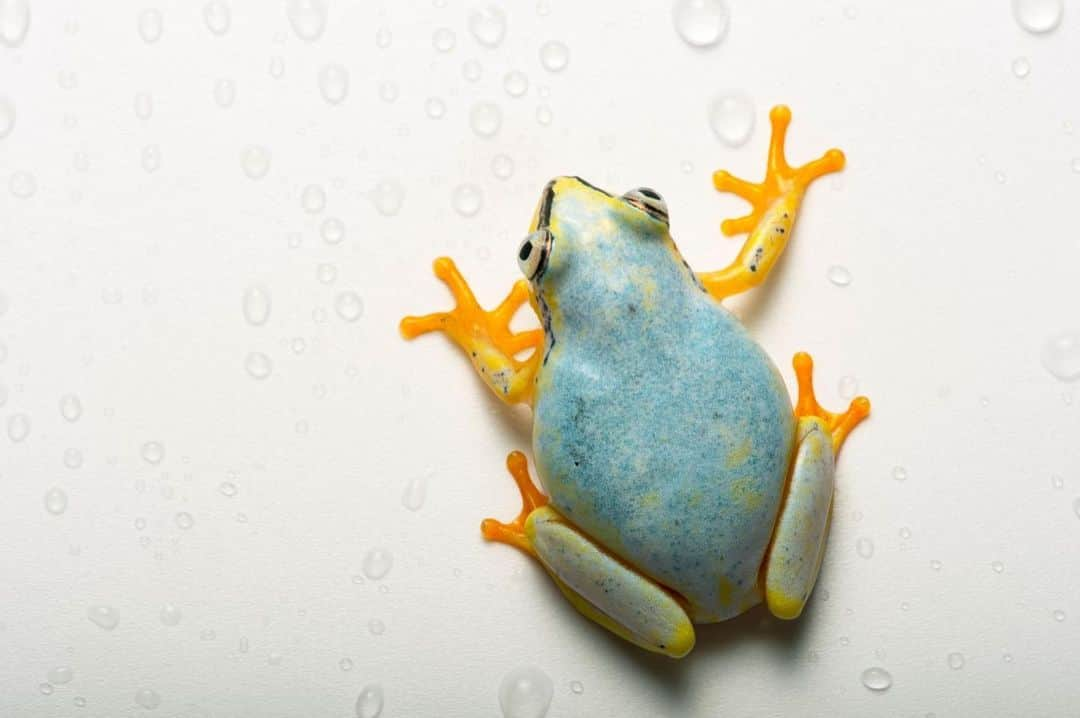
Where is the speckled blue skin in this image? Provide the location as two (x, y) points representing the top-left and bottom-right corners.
(530, 177), (796, 622)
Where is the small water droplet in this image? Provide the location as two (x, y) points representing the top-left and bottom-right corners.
(0, 96), (15, 139)
(286, 0), (326, 42)
(301, 184), (326, 214)
(88, 605), (119, 630)
(140, 144), (162, 173)
(469, 6), (507, 47)
(899, 526), (912, 539)
(135, 688), (161, 709)
(672, 0), (730, 47)
(826, 264), (852, 287)
(44, 487), (68, 515)
(424, 97), (447, 119)
(362, 547), (393, 580)
(1011, 56), (1031, 78)
(63, 448), (84, 469)
(6, 412), (29, 442)
(74, 696), (87, 707)
(219, 481), (238, 497)
(470, 101), (503, 138)
(59, 394), (83, 422)
(316, 263), (338, 285)
(892, 466), (907, 481)
(175, 512), (194, 530)
(334, 291), (364, 322)
(137, 8), (164, 44)
(855, 537), (874, 558)
(39, 683), (54, 695)
(375, 26), (392, 48)
(838, 376), (858, 400)
(994, 170), (1008, 184)
(9, 170), (37, 198)
(860, 666), (892, 692)
(503, 71), (529, 98)
(535, 104), (553, 126)
(339, 657), (354, 671)
(991, 560), (1005, 573)
(159, 604), (182, 626)
(539, 41), (569, 72)
(947, 651), (965, 669)
(432, 27), (456, 52)
(203, 0), (230, 35)
(900, 601), (910, 611)
(318, 63), (349, 104)
(378, 81), (399, 103)
(321, 217), (345, 244)
(499, 666), (554, 718)
(244, 352), (273, 380)
(569, 680), (584, 694)
(1072, 157), (1080, 173)
(0, 0), (31, 48)
(462, 60), (483, 82)
(492, 153), (515, 180)
(708, 92), (755, 147)
(1012, 0), (1062, 33)
(355, 684), (384, 718)
(213, 78), (237, 108)
(241, 285), (271, 326)
(240, 145), (271, 179)
(1051, 474), (1064, 489)
(141, 441), (165, 465)
(402, 475), (429, 511)
(451, 184), (483, 217)
(930, 559), (943, 571)
(1041, 330), (1080, 381)
(1054, 609), (1066, 622)
(368, 618), (385, 635)
(367, 179), (406, 216)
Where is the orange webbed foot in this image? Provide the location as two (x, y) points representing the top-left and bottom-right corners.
(480, 451), (549, 556)
(792, 352), (870, 454)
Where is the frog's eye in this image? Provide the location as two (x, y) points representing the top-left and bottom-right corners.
(622, 188), (669, 224)
(517, 228), (551, 280)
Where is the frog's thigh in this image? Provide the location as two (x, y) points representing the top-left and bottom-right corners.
(525, 506), (695, 658)
(763, 417), (835, 620)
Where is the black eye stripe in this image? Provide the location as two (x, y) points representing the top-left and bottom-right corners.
(518, 241), (533, 261)
(638, 188), (660, 199)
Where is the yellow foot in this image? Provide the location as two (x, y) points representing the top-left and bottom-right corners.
(481, 451), (549, 556)
(713, 105), (845, 237)
(792, 352), (870, 454)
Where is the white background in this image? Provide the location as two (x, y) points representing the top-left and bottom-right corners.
(2, 0), (1079, 715)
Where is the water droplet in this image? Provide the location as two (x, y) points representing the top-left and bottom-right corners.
(316, 63), (350, 105)
(334, 291), (364, 322)
(569, 680), (584, 695)
(424, 97), (447, 119)
(539, 41), (569, 72)
(1011, 56), (1031, 78)
(838, 376), (858, 400)
(898, 526), (912, 539)
(470, 101), (503, 138)
(339, 657), (354, 671)
(355, 684), (384, 718)
(892, 466), (907, 481)
(315, 263), (338, 285)
(44, 487), (68, 515)
(947, 651), (965, 670)
(241, 285), (271, 326)
(319, 217), (345, 244)
(672, 0), (730, 47)
(135, 689), (161, 709)
(1051, 474), (1064, 489)
(88, 605), (119, 630)
(137, 8), (163, 43)
(825, 264), (852, 287)
(362, 547), (393, 579)
(213, 78), (236, 108)
(0, 0), (31, 48)
(0, 96), (16, 139)
(1012, 0), (1063, 33)
(503, 70), (529, 98)
(378, 81), (399, 103)
(74, 696), (87, 707)
(860, 666), (892, 692)
(930, 559), (943, 571)
(1041, 330), (1080, 381)
(402, 475), (429, 511)
(139, 144), (162, 173)
(375, 26), (392, 48)
(175, 511), (195, 530)
(244, 352), (273, 380)
(7, 412), (30, 442)
(855, 537), (874, 558)
(1072, 497), (1080, 519)
(708, 92), (755, 147)
(499, 666), (554, 718)
(64, 448), (84, 469)
(301, 184), (326, 214)
(203, 1), (229, 36)
(462, 59), (483, 82)
(286, 0), (326, 42)
(160, 604), (182, 626)
(141, 441), (165, 465)
(58, 393), (82, 422)
(432, 27), (456, 52)
(843, 5), (858, 19)
(9, 170), (36, 198)
(368, 618), (385, 635)
(368, 179), (406, 216)
(1054, 609), (1066, 622)
(991, 560), (1005, 573)
(535, 105), (553, 126)
(240, 145), (271, 179)
(219, 481), (238, 497)
(469, 6), (507, 47)
(492, 154), (515, 180)
(451, 184), (483, 217)
(39, 683), (54, 695)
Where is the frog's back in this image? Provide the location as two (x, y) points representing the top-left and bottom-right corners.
(533, 269), (795, 622)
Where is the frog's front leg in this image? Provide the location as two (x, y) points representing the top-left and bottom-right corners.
(483, 452), (696, 658)
(763, 352), (870, 619)
(699, 105), (845, 301)
(400, 257), (543, 405)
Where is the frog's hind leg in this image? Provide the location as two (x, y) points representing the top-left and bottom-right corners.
(763, 352), (870, 620)
(482, 452), (695, 658)
(699, 105), (845, 301)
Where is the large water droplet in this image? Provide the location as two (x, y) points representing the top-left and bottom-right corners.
(1012, 0), (1063, 33)
(538, 41), (569, 72)
(491, 154), (515, 180)
(470, 101), (502, 137)
(286, 0), (326, 42)
(451, 184), (483, 217)
(432, 27), (456, 52)
(856, 537), (874, 558)
(7, 412), (30, 442)
(137, 8), (163, 44)
(242, 285), (271, 326)
(213, 78), (236, 108)
(44, 487), (68, 515)
(468, 6), (507, 47)
(860, 666), (892, 692)
(1041, 331), (1080, 381)
(355, 684), (384, 718)
(827, 264), (853, 287)
(947, 652), (965, 669)
(135, 689), (161, 709)
(362, 547), (393, 579)
(708, 92), (755, 147)
(47, 666), (74, 685)
(0, 96), (16, 139)
(244, 352), (273, 380)
(9, 170), (37, 198)
(203, 0), (230, 36)
(334, 291), (364, 322)
(240, 145), (271, 179)
(672, 0), (729, 47)
(0, 0), (31, 48)
(402, 475), (429, 511)
(503, 71), (529, 98)
(159, 603), (182, 626)
(319, 63), (349, 104)
(367, 179), (405, 216)
(87, 605), (119, 630)
(499, 666), (553, 718)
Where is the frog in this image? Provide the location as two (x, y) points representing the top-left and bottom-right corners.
(400, 106), (870, 658)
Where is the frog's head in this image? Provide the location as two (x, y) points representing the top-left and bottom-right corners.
(517, 176), (692, 336)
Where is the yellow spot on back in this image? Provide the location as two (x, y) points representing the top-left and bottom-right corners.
(727, 437), (752, 468)
(730, 475), (764, 511)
